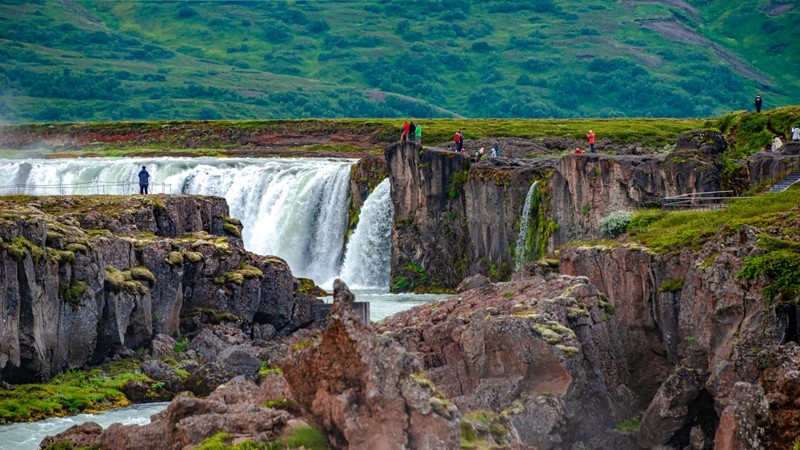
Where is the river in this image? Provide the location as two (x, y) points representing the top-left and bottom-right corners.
(0, 402), (169, 450)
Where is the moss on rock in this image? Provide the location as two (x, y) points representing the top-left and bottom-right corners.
(213, 263), (263, 285)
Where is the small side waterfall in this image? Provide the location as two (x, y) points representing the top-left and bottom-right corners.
(515, 181), (540, 271)
(0, 157), (353, 282)
(336, 178), (394, 288)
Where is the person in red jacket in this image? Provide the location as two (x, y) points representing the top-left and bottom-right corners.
(454, 130), (463, 153)
(401, 121), (410, 142)
(586, 130), (595, 153)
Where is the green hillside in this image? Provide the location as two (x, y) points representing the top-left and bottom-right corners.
(0, 0), (797, 123)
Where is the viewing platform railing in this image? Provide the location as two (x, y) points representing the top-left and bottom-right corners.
(0, 181), (172, 196)
(661, 191), (749, 211)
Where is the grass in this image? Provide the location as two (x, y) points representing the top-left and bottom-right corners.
(0, 359), (148, 424)
(626, 187), (800, 253)
(194, 427), (328, 450)
(616, 413), (643, 432)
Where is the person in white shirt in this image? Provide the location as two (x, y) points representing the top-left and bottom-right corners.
(791, 125), (800, 142)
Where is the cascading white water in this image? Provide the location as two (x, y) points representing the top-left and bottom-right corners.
(336, 178), (393, 289)
(0, 157), (353, 282)
(514, 181), (539, 271)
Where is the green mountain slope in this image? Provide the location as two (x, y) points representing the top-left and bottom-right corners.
(0, 0), (797, 122)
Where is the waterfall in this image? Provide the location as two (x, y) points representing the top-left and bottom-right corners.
(515, 181), (539, 271)
(336, 178), (393, 288)
(0, 157), (354, 282)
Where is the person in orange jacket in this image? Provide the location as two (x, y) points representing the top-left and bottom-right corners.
(586, 130), (595, 153)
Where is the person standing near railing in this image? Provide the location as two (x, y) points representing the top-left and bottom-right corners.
(138, 166), (150, 195)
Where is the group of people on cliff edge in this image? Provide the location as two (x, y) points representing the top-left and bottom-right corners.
(400, 121), (422, 144)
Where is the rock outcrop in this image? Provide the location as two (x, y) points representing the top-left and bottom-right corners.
(386, 142), (471, 291)
(550, 152), (722, 244)
(386, 142), (555, 290)
(378, 274), (639, 449)
(281, 279), (461, 449)
(0, 195), (316, 382)
(560, 225), (798, 449)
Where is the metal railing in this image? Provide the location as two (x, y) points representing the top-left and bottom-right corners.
(661, 191), (749, 211)
(0, 181), (172, 196)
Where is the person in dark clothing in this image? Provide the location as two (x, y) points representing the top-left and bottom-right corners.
(138, 166), (150, 194)
(755, 92), (762, 113)
(409, 122), (416, 143)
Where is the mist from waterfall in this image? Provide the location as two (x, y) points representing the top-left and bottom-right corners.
(335, 178), (393, 289)
(515, 181), (539, 271)
(0, 157), (355, 283)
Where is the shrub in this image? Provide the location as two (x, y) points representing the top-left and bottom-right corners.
(599, 210), (632, 238)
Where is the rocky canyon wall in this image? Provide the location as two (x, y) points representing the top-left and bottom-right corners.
(0, 195), (312, 382)
(561, 228), (794, 449)
(385, 142), (557, 291)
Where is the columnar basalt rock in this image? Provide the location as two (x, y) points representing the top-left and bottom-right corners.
(464, 157), (556, 279)
(385, 142), (472, 291)
(0, 195), (314, 382)
(385, 142), (558, 290)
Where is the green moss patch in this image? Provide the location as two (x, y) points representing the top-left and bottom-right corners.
(213, 263), (263, 285)
(104, 266), (148, 295)
(2, 236), (45, 262)
(658, 277), (685, 293)
(0, 359), (149, 424)
(165, 251), (184, 267)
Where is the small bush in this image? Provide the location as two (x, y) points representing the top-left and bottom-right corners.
(599, 210), (631, 238)
(658, 277), (685, 293)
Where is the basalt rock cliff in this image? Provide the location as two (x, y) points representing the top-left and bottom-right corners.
(560, 225), (800, 449)
(0, 195), (315, 382)
(385, 142), (554, 291)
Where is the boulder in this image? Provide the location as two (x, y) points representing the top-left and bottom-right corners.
(281, 279), (461, 449)
(216, 346), (261, 380)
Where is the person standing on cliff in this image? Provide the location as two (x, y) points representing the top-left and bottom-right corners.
(415, 123), (422, 144)
(755, 92), (762, 113)
(138, 166), (150, 195)
(401, 121), (410, 142)
(791, 124), (800, 142)
(409, 122), (416, 144)
(586, 130), (595, 153)
(454, 130), (463, 153)
(492, 140), (500, 157)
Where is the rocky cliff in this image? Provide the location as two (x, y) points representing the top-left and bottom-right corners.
(378, 273), (640, 449)
(386, 142), (471, 291)
(386, 142), (556, 291)
(0, 195), (314, 382)
(560, 226), (798, 449)
(550, 152), (723, 243)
